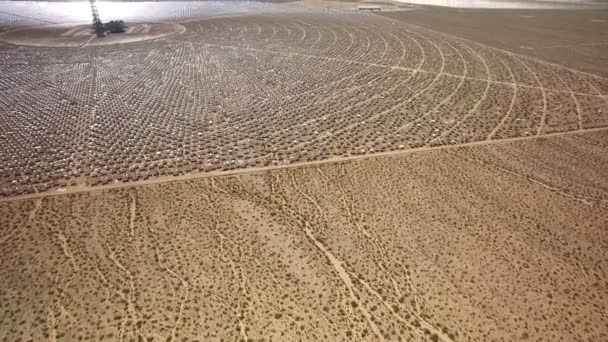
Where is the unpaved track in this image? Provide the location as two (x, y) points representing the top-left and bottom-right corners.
(1, 126), (607, 204)
(1, 131), (607, 341)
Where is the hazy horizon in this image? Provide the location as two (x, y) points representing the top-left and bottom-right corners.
(394, 0), (607, 9)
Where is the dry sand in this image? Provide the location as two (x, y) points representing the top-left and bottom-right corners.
(1, 131), (607, 341)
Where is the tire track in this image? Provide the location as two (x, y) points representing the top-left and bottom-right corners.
(487, 54), (519, 140)
(271, 182), (385, 340)
(389, 35), (468, 137)
(428, 41), (492, 145)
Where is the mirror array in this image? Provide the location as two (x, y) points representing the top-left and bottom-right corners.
(1, 8), (607, 196)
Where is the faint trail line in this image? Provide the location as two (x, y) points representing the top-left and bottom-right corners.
(108, 250), (139, 340)
(284, 21), (293, 40)
(388, 38), (469, 137)
(289, 171), (324, 214)
(448, 151), (608, 206)
(539, 42), (608, 49)
(429, 41), (492, 145)
(511, 57), (548, 135)
(306, 24), (424, 119)
(543, 64), (584, 129)
(320, 20), (337, 53)
(356, 274), (455, 342)
(293, 164), (405, 299)
(169, 39), (605, 97)
(574, 70), (608, 108)
(571, 134), (608, 149)
(387, 28), (407, 67)
(266, 21), (381, 103)
(261, 21), (395, 142)
(155, 247), (190, 342)
(354, 275), (415, 326)
(320, 166), (405, 296)
(293, 21), (306, 41)
(200, 189), (251, 342)
(46, 302), (58, 342)
(272, 24), (441, 153)
(56, 230), (79, 271)
(297, 216), (384, 340)
(284, 21), (361, 98)
(269, 188), (383, 339)
(85, 256), (127, 301)
(129, 192), (137, 238)
(487, 54), (519, 139)
(386, 18), (608, 82)
(0, 198), (40, 245)
(2, 126), (608, 204)
(290, 20), (378, 99)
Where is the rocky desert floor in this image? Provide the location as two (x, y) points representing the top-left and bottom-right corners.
(1, 1), (607, 341)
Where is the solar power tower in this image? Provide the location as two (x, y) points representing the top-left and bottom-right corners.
(89, 0), (105, 37)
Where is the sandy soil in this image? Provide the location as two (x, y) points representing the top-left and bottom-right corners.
(1, 131), (607, 341)
(381, 7), (608, 77)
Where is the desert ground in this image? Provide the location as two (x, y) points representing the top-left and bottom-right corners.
(380, 7), (608, 77)
(1, 132), (608, 341)
(1, 1), (607, 196)
(0, 0), (607, 341)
